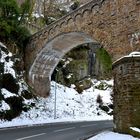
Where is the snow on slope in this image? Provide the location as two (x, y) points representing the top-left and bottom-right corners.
(0, 42), (35, 121)
(0, 42), (113, 128)
(0, 42), (29, 95)
(88, 131), (140, 140)
(2, 41), (138, 140)
(0, 79), (113, 128)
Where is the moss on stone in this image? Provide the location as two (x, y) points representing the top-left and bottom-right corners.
(74, 78), (92, 93)
(129, 128), (140, 138)
(96, 47), (112, 78)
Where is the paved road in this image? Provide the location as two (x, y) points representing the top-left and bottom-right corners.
(0, 120), (113, 140)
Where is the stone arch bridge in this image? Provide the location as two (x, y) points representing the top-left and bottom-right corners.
(25, 0), (140, 97)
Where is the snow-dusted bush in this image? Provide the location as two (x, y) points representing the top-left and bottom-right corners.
(95, 81), (112, 90)
(96, 94), (103, 105)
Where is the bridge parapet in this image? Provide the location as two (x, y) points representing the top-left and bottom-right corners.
(26, 0), (104, 72)
(27, 0), (140, 62)
(29, 0), (102, 42)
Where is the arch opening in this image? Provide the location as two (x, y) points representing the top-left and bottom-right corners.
(49, 43), (113, 120)
(51, 43), (112, 94)
(27, 31), (113, 121)
(28, 32), (112, 97)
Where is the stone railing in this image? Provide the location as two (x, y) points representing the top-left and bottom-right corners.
(23, 22), (41, 33)
(30, 0), (104, 41)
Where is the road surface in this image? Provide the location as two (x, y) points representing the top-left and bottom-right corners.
(0, 120), (113, 140)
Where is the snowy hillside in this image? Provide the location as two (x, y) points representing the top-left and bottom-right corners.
(0, 41), (113, 128)
(0, 79), (113, 128)
(0, 42), (35, 121)
(1, 43), (139, 140)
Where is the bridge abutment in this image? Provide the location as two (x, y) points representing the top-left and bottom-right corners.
(29, 75), (50, 97)
(113, 54), (140, 137)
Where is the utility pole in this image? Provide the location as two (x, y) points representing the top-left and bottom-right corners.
(54, 69), (58, 119)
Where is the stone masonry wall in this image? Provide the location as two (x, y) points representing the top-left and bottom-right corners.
(26, 0), (140, 70)
(113, 56), (140, 135)
(25, 0), (140, 97)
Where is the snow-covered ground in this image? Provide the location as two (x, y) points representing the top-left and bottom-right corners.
(0, 42), (34, 118)
(1, 42), (139, 140)
(0, 80), (113, 128)
(0, 42), (113, 128)
(88, 131), (140, 140)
